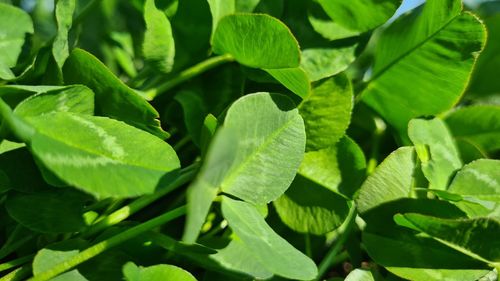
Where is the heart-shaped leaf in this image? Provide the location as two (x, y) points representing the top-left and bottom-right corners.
(184, 92), (305, 242)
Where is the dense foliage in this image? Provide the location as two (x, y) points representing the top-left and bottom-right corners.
(0, 0), (499, 280)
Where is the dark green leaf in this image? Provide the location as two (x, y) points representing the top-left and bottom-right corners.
(362, 199), (489, 281)
(395, 213), (500, 265)
(445, 105), (500, 158)
(6, 190), (89, 233)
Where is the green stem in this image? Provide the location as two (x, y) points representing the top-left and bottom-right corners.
(173, 135), (191, 152)
(82, 164), (197, 237)
(366, 117), (386, 175)
(305, 233), (312, 258)
(0, 255), (34, 273)
(315, 202), (357, 281)
(28, 206), (186, 281)
(0, 265), (32, 281)
(0, 226), (35, 260)
(145, 54), (233, 100)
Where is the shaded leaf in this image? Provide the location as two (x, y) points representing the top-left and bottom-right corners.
(171, 0), (212, 70)
(468, 14), (500, 98)
(0, 147), (48, 193)
(395, 214), (500, 265)
(361, 199), (489, 281)
(235, 0), (260, 13)
(445, 105), (500, 158)
(6, 189), (89, 233)
(174, 90), (207, 147)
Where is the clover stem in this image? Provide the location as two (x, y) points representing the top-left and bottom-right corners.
(28, 206), (186, 281)
(0, 225), (35, 260)
(82, 163), (198, 238)
(173, 135), (191, 151)
(0, 254), (34, 273)
(305, 233), (312, 258)
(146, 54), (234, 100)
(366, 117), (386, 175)
(315, 202), (357, 281)
(0, 264), (32, 281)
